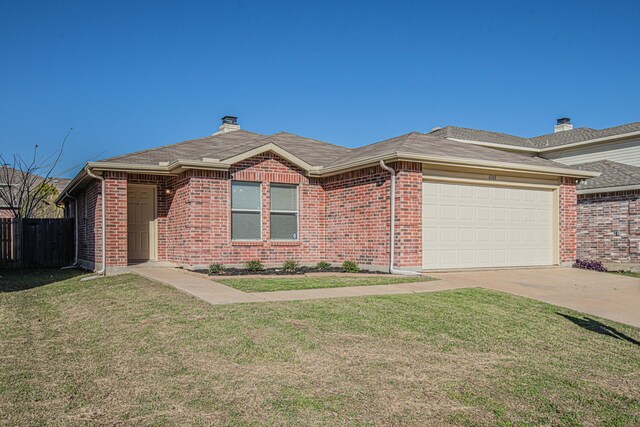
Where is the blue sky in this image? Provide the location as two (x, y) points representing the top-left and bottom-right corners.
(1, 0), (639, 177)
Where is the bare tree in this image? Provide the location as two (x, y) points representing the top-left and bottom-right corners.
(0, 129), (72, 218)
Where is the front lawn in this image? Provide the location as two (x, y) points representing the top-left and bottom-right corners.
(215, 275), (433, 292)
(1, 270), (639, 426)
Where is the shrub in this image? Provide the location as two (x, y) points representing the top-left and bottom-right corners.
(282, 259), (300, 272)
(572, 259), (607, 272)
(245, 259), (264, 272)
(342, 260), (359, 273)
(208, 263), (225, 275)
(315, 261), (331, 271)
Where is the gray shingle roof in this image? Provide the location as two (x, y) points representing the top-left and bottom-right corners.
(430, 122), (640, 149)
(429, 126), (534, 148)
(101, 130), (350, 168)
(101, 130), (266, 165)
(329, 132), (576, 170)
(99, 129), (583, 173)
(573, 160), (640, 191)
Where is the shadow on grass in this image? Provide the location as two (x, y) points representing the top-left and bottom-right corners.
(0, 268), (86, 292)
(557, 312), (640, 346)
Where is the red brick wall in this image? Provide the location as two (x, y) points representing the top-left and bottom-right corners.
(162, 153), (326, 267)
(103, 172), (128, 267)
(559, 177), (577, 263)
(394, 162), (422, 268)
(0, 208), (13, 218)
(323, 161), (422, 270)
(76, 173), (128, 269)
(69, 156), (579, 272)
(577, 189), (640, 263)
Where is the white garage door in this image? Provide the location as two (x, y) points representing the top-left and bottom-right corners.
(422, 181), (554, 269)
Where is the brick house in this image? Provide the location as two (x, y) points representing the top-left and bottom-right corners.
(57, 116), (597, 274)
(431, 118), (640, 264)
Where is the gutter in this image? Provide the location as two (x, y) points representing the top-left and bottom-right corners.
(379, 160), (421, 276)
(313, 152), (600, 179)
(85, 168), (106, 276)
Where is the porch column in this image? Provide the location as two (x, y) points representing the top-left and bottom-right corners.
(103, 171), (128, 269)
(559, 177), (577, 264)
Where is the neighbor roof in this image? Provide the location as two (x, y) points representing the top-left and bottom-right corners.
(573, 160), (640, 191)
(430, 122), (640, 150)
(0, 166), (70, 208)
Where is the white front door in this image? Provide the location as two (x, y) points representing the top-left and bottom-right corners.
(127, 185), (156, 261)
(422, 181), (554, 269)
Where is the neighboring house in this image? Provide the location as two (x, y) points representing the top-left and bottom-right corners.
(57, 116), (597, 274)
(0, 166), (69, 218)
(431, 119), (640, 263)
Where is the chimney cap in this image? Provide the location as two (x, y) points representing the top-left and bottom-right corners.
(556, 117), (571, 125)
(221, 115), (238, 125)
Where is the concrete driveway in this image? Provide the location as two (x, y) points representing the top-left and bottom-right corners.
(430, 268), (640, 328)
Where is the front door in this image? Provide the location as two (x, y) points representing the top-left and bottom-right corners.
(127, 185), (156, 261)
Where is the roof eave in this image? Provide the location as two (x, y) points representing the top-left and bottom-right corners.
(314, 152), (600, 179)
(445, 137), (540, 153)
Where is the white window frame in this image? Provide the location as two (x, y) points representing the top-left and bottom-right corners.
(269, 184), (299, 241)
(231, 181), (262, 241)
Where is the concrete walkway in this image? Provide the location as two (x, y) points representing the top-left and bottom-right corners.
(132, 266), (640, 328)
(132, 267), (465, 305)
(133, 268), (266, 305)
(248, 279), (468, 302)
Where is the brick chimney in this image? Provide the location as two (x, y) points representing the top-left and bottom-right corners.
(554, 117), (573, 133)
(215, 115), (240, 134)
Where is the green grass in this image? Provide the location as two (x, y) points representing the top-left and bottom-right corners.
(216, 275), (433, 292)
(1, 269), (639, 426)
(611, 271), (640, 279)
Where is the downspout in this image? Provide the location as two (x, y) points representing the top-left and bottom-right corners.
(85, 168), (106, 276)
(62, 192), (79, 267)
(379, 160), (421, 276)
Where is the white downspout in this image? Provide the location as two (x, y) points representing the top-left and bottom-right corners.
(62, 192), (79, 267)
(379, 160), (421, 276)
(85, 168), (106, 276)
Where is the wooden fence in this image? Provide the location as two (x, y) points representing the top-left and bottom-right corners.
(0, 218), (74, 268)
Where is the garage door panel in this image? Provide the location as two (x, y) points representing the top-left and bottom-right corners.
(423, 182), (554, 269)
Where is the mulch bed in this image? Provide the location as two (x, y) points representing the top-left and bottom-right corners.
(193, 266), (389, 276)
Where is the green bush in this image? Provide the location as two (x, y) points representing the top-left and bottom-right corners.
(208, 263), (225, 275)
(282, 259), (300, 272)
(315, 261), (331, 271)
(342, 260), (359, 273)
(245, 259), (264, 272)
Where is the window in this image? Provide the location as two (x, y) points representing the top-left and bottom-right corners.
(231, 181), (261, 240)
(270, 184), (298, 240)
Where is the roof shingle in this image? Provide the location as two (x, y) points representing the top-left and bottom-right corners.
(98, 129), (585, 173)
(430, 122), (640, 149)
(573, 160), (640, 191)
